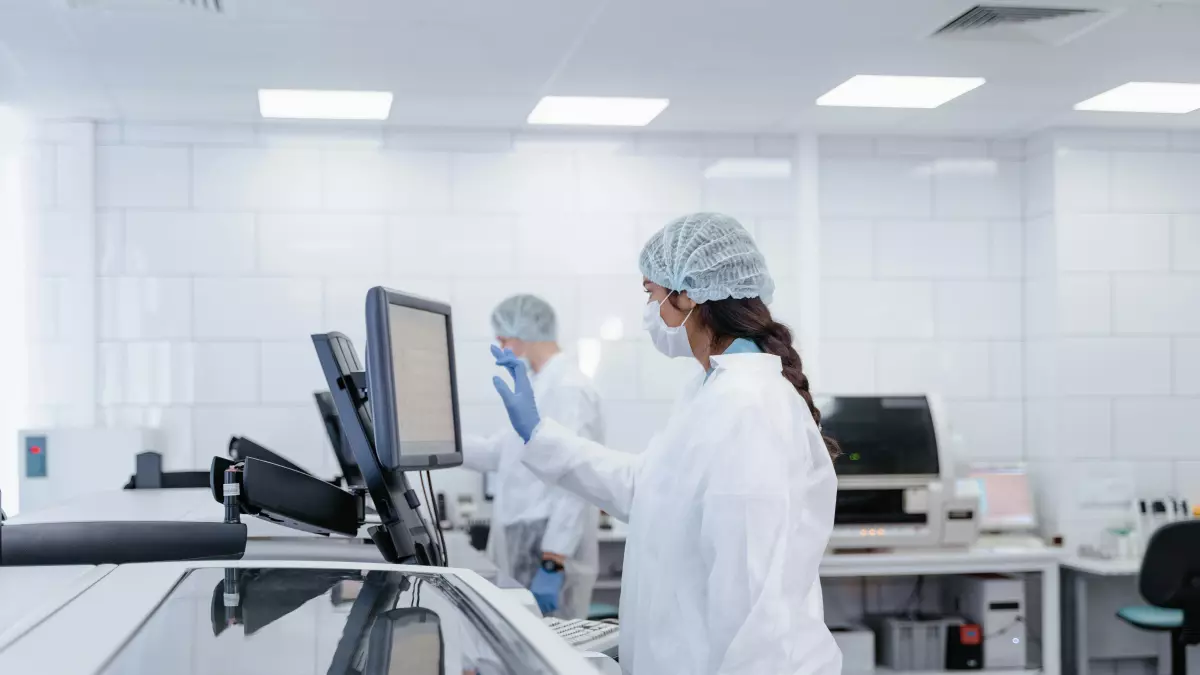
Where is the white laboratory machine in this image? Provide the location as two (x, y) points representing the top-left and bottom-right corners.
(944, 574), (1028, 669)
(16, 427), (160, 515)
(0, 560), (595, 674)
(817, 395), (980, 551)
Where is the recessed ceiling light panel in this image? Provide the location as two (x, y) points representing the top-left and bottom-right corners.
(527, 96), (669, 126)
(1074, 82), (1200, 114)
(258, 89), (393, 120)
(816, 75), (986, 109)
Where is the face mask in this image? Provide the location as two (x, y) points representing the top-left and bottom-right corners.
(643, 293), (695, 359)
(517, 355), (533, 375)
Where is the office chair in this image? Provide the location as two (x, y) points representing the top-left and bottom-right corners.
(1116, 521), (1200, 675)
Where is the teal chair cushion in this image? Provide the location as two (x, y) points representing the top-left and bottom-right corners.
(1117, 605), (1184, 630)
(588, 602), (619, 621)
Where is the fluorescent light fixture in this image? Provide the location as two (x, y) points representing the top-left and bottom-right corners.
(816, 75), (985, 109)
(704, 158), (793, 180)
(527, 96), (669, 126)
(1074, 82), (1200, 114)
(258, 89), (393, 120)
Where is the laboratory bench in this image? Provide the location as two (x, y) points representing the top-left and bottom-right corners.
(592, 528), (1064, 675)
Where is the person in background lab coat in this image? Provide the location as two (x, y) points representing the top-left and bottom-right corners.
(490, 213), (842, 675)
(462, 294), (602, 619)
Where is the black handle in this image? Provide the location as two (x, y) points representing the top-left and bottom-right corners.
(0, 521), (247, 566)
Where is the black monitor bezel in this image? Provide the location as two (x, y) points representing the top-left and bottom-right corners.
(314, 391), (364, 487)
(311, 331), (440, 565)
(364, 287), (464, 472)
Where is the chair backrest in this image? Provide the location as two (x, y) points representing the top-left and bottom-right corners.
(1140, 520), (1200, 643)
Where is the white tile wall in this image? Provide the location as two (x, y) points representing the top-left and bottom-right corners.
(1113, 397), (1200, 460)
(822, 280), (935, 339)
(323, 151), (451, 212)
(933, 281), (1022, 339)
(260, 341), (329, 404)
(99, 277), (193, 339)
(1177, 338), (1200, 395)
(820, 158), (932, 219)
(390, 215), (516, 278)
(1057, 337), (1172, 396)
(192, 147), (321, 210)
(32, 124), (1200, 517)
(97, 146), (190, 208)
(932, 160), (1022, 220)
(1056, 274), (1112, 335)
(1112, 274), (1200, 334)
(578, 155), (702, 214)
(874, 220), (991, 279)
(258, 214), (387, 276)
(1057, 214), (1171, 272)
(193, 278), (323, 339)
(820, 220), (873, 278)
(1174, 216), (1200, 271)
(125, 211), (256, 276)
(1051, 132), (1200, 486)
(1111, 151), (1200, 213)
(875, 341), (991, 398)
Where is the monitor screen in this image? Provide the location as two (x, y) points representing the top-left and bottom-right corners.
(387, 303), (457, 459)
(817, 395), (940, 476)
(365, 288), (463, 471)
(968, 464), (1037, 530)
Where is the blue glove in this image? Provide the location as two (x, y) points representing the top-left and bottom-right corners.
(530, 567), (564, 615)
(491, 345), (541, 442)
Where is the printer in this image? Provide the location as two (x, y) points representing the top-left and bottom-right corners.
(819, 395), (979, 550)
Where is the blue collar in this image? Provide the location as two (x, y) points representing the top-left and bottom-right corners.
(705, 338), (761, 380)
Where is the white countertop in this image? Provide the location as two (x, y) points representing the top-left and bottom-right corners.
(1060, 554), (1140, 576)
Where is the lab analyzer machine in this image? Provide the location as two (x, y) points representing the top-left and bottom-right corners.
(818, 395), (980, 551)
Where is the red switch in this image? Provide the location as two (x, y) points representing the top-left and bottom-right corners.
(30, 446), (41, 455)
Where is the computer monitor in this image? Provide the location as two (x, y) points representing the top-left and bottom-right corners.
(816, 395), (941, 477)
(364, 287), (463, 472)
(312, 330), (441, 565)
(967, 463), (1037, 531)
(314, 391), (364, 488)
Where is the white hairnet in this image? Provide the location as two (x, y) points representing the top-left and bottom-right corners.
(491, 294), (558, 342)
(638, 212), (775, 304)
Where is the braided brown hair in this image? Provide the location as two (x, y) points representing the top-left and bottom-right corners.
(669, 295), (840, 460)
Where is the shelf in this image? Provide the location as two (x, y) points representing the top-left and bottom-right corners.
(854, 662), (1041, 667)
(854, 669), (1040, 675)
(592, 579), (622, 590)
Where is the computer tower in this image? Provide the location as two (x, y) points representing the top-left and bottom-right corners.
(944, 575), (1026, 669)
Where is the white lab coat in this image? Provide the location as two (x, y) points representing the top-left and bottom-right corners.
(463, 353), (602, 619)
(521, 352), (840, 675)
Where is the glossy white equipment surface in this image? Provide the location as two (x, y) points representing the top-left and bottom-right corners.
(0, 565), (113, 649)
(0, 560), (592, 675)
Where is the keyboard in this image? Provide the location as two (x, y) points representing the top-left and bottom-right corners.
(544, 617), (620, 654)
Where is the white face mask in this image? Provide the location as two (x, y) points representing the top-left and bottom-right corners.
(643, 293), (695, 359)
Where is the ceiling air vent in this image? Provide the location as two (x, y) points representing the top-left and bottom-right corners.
(67, 0), (226, 13)
(931, 5), (1113, 45)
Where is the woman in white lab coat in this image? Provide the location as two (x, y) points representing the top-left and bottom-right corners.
(490, 213), (842, 675)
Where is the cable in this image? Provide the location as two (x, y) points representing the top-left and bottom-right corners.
(903, 576), (925, 617)
(985, 615), (1025, 639)
(419, 471), (439, 564)
(422, 471), (448, 566)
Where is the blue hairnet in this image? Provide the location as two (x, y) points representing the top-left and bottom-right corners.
(638, 212), (775, 304)
(491, 294), (558, 342)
